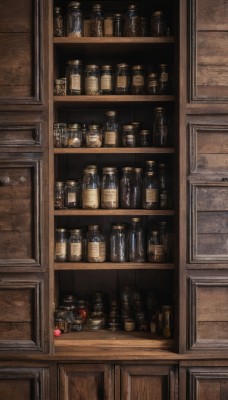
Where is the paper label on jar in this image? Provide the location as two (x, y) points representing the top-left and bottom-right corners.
(146, 188), (159, 203)
(55, 242), (67, 256)
(148, 244), (165, 262)
(70, 242), (82, 256)
(104, 131), (117, 145)
(88, 242), (100, 258)
(70, 74), (81, 91)
(99, 242), (106, 259)
(133, 75), (144, 87)
(101, 75), (112, 90)
(82, 189), (99, 208)
(85, 76), (99, 92)
(86, 133), (102, 147)
(160, 72), (168, 82)
(104, 19), (113, 36)
(101, 189), (118, 203)
(68, 192), (76, 203)
(117, 76), (127, 89)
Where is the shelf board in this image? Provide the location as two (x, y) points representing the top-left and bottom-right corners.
(54, 209), (175, 216)
(53, 95), (175, 105)
(54, 262), (175, 271)
(54, 37), (175, 45)
(54, 147), (175, 154)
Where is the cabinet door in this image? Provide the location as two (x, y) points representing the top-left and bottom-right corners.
(120, 365), (178, 400)
(59, 364), (114, 400)
(188, 367), (228, 400)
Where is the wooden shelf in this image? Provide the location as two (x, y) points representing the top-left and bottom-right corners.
(54, 209), (175, 216)
(54, 147), (175, 154)
(54, 262), (175, 271)
(53, 95), (175, 105)
(54, 37), (175, 45)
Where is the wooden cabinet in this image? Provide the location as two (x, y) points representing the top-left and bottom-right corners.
(188, 367), (228, 400)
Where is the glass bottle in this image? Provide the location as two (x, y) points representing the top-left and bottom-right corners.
(55, 228), (68, 262)
(145, 160), (157, 173)
(147, 230), (165, 263)
(64, 179), (81, 208)
(139, 129), (151, 147)
(104, 16), (114, 37)
(54, 7), (64, 37)
(120, 167), (134, 208)
(85, 123), (103, 147)
(158, 221), (172, 262)
(115, 64), (130, 94)
(87, 225), (106, 262)
(82, 166), (100, 209)
(122, 124), (136, 147)
(123, 4), (140, 37)
(158, 163), (169, 209)
(162, 305), (173, 337)
(128, 217), (145, 262)
(142, 170), (159, 209)
(153, 107), (169, 147)
(85, 65), (100, 95)
(91, 4), (104, 37)
(104, 110), (119, 147)
(66, 123), (82, 147)
(53, 123), (67, 148)
(114, 13), (123, 37)
(131, 65), (145, 95)
(151, 11), (167, 37)
(140, 17), (149, 37)
(54, 181), (65, 209)
(54, 78), (67, 96)
(147, 72), (159, 95)
(67, 2), (83, 37)
(110, 224), (127, 262)
(100, 65), (113, 95)
(66, 59), (83, 95)
(131, 167), (142, 208)
(101, 167), (119, 209)
(68, 228), (83, 261)
(158, 64), (169, 94)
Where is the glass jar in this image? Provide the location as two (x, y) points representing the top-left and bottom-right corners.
(71, 316), (83, 332)
(110, 225), (127, 262)
(158, 221), (172, 262)
(85, 65), (100, 95)
(53, 123), (67, 148)
(128, 217), (145, 262)
(162, 305), (173, 337)
(82, 167), (100, 209)
(147, 230), (165, 263)
(66, 123), (82, 147)
(68, 228), (83, 261)
(54, 181), (65, 209)
(114, 13), (123, 37)
(142, 171), (159, 209)
(123, 4), (140, 37)
(131, 65), (145, 95)
(91, 3), (104, 37)
(55, 228), (68, 262)
(85, 123), (103, 147)
(131, 167), (142, 208)
(115, 63), (130, 94)
(153, 107), (169, 147)
(101, 167), (119, 209)
(64, 179), (81, 208)
(122, 124), (136, 147)
(100, 65), (113, 95)
(54, 7), (64, 37)
(158, 64), (169, 94)
(145, 159), (157, 173)
(104, 16), (114, 37)
(54, 78), (67, 96)
(131, 121), (142, 141)
(139, 129), (151, 147)
(140, 17), (149, 37)
(87, 225), (106, 262)
(147, 72), (159, 95)
(76, 299), (89, 322)
(120, 167), (134, 209)
(66, 59), (83, 95)
(151, 11), (167, 37)
(158, 163), (170, 209)
(104, 110), (119, 147)
(67, 1), (83, 37)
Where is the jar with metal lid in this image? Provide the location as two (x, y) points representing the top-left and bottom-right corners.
(100, 65), (113, 95)
(153, 107), (169, 147)
(162, 305), (173, 337)
(120, 167), (134, 208)
(54, 181), (65, 209)
(131, 167), (142, 208)
(53, 123), (67, 148)
(104, 110), (119, 147)
(145, 159), (157, 173)
(131, 65), (145, 95)
(123, 4), (140, 37)
(54, 309), (68, 333)
(82, 167), (100, 209)
(128, 217), (145, 262)
(158, 64), (169, 94)
(139, 129), (151, 147)
(151, 11), (167, 37)
(158, 221), (172, 262)
(71, 316), (83, 332)
(104, 16), (114, 37)
(114, 64), (130, 94)
(68, 228), (83, 261)
(122, 124), (136, 147)
(85, 123), (103, 147)
(158, 163), (170, 209)
(87, 225), (106, 262)
(101, 167), (119, 209)
(64, 179), (81, 208)
(91, 3), (104, 37)
(67, 1), (83, 37)
(66, 123), (82, 147)
(61, 305), (76, 332)
(147, 230), (165, 262)
(66, 59), (83, 95)
(142, 170), (159, 209)
(140, 17), (149, 37)
(110, 224), (127, 262)
(55, 228), (68, 262)
(114, 13), (123, 37)
(147, 72), (159, 95)
(131, 121), (142, 140)
(85, 65), (100, 95)
(54, 7), (64, 37)
(54, 78), (66, 96)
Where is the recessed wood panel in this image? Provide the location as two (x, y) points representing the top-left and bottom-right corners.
(0, 124), (41, 146)
(188, 277), (228, 349)
(188, 368), (228, 400)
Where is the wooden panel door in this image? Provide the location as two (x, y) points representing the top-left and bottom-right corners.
(59, 364), (114, 400)
(188, 367), (228, 400)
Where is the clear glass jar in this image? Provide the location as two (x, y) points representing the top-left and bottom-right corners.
(87, 225), (106, 262)
(158, 221), (172, 262)
(66, 123), (82, 147)
(140, 17), (149, 37)
(55, 228), (68, 262)
(158, 64), (169, 94)
(120, 167), (134, 208)
(104, 110), (119, 147)
(67, 1), (83, 37)
(53, 123), (67, 148)
(122, 124), (136, 147)
(128, 217), (145, 262)
(131, 167), (142, 208)
(85, 65), (100, 95)
(104, 16), (114, 37)
(147, 72), (159, 95)
(139, 129), (151, 147)
(82, 167), (100, 209)
(54, 181), (65, 209)
(101, 167), (119, 209)
(100, 65), (113, 95)
(151, 11), (167, 37)
(162, 305), (173, 337)
(153, 107), (169, 147)
(123, 4), (140, 37)
(114, 13), (123, 37)
(142, 171), (159, 209)
(158, 163), (169, 209)
(131, 65), (145, 95)
(110, 224), (127, 262)
(54, 7), (64, 37)
(68, 228), (83, 261)
(64, 179), (81, 208)
(66, 59), (83, 95)
(91, 3), (104, 37)
(115, 64), (130, 94)
(54, 78), (67, 96)
(85, 123), (103, 147)
(147, 230), (165, 263)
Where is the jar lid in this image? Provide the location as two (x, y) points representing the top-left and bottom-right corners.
(70, 228), (82, 234)
(63, 294), (77, 303)
(88, 225), (100, 230)
(148, 72), (158, 78)
(73, 316), (83, 324)
(54, 7), (62, 12)
(56, 228), (67, 232)
(139, 129), (150, 135)
(158, 162), (166, 169)
(114, 13), (123, 18)
(55, 79), (64, 84)
(83, 167), (97, 174)
(65, 180), (79, 186)
(159, 221), (167, 226)
(146, 171), (156, 176)
(122, 124), (134, 130)
(154, 106), (165, 112)
(67, 59), (82, 66)
(146, 160), (157, 166)
(68, 2), (81, 8)
(158, 63), (168, 68)
(151, 230), (159, 235)
(101, 65), (112, 70)
(68, 123), (81, 129)
(105, 110), (118, 117)
(132, 65), (144, 70)
(92, 3), (102, 11)
(152, 10), (164, 16)
(134, 167), (142, 173)
(86, 164), (98, 170)
(88, 123), (101, 129)
(102, 167), (117, 174)
(86, 64), (99, 70)
(131, 217), (141, 223)
(128, 4), (138, 10)
(116, 63), (129, 69)
(122, 166), (134, 172)
(55, 181), (64, 187)
(112, 224), (125, 230)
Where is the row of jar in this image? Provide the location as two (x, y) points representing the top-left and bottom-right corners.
(54, 162), (172, 210)
(54, 62), (171, 96)
(54, 3), (170, 38)
(55, 219), (173, 263)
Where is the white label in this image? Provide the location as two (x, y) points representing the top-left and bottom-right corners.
(70, 242), (82, 257)
(88, 242), (100, 258)
(101, 75), (112, 90)
(104, 19), (113, 36)
(82, 189), (99, 208)
(104, 131), (116, 145)
(133, 75), (144, 87)
(86, 76), (98, 91)
(70, 74), (81, 91)
(160, 72), (168, 82)
(101, 189), (118, 203)
(148, 244), (165, 262)
(68, 192), (76, 203)
(55, 242), (67, 256)
(146, 189), (158, 203)
(117, 76), (127, 88)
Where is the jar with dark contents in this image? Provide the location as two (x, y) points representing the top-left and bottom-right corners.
(85, 65), (100, 95)
(67, 123), (82, 147)
(54, 78), (67, 96)
(122, 124), (136, 147)
(120, 167), (134, 208)
(158, 163), (169, 209)
(151, 11), (167, 37)
(85, 123), (103, 147)
(67, 1), (83, 37)
(162, 305), (173, 337)
(131, 65), (146, 95)
(66, 59), (83, 95)
(91, 4), (104, 37)
(140, 17), (149, 37)
(82, 166), (100, 209)
(147, 72), (159, 95)
(158, 64), (169, 94)
(100, 65), (113, 95)
(53, 7), (64, 37)
(68, 228), (83, 261)
(53, 123), (67, 148)
(115, 64), (130, 94)
(158, 221), (172, 262)
(104, 110), (119, 147)
(55, 228), (68, 262)
(71, 316), (83, 332)
(153, 107), (169, 147)
(142, 170), (159, 209)
(101, 167), (119, 209)
(147, 230), (165, 262)
(64, 179), (81, 208)
(123, 4), (140, 37)
(87, 225), (106, 262)
(54, 181), (65, 209)
(114, 13), (123, 37)
(110, 225), (127, 263)
(76, 299), (89, 323)
(139, 129), (151, 147)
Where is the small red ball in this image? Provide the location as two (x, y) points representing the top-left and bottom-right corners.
(54, 328), (61, 337)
